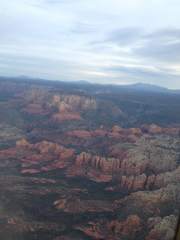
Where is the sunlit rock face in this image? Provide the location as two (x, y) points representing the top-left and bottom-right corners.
(50, 94), (97, 122)
(0, 79), (179, 240)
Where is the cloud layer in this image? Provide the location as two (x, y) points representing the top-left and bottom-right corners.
(0, 0), (180, 88)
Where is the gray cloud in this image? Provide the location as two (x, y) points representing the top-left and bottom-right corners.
(134, 28), (180, 62)
(147, 28), (180, 40)
(106, 65), (179, 82)
(103, 27), (180, 62)
(0, 0), (180, 88)
(104, 28), (142, 46)
(135, 41), (180, 62)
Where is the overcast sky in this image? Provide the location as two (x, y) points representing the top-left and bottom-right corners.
(0, 0), (180, 88)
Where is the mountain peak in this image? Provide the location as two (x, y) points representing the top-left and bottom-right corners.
(129, 82), (168, 92)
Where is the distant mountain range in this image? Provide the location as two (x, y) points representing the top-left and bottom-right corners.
(0, 75), (179, 94)
(124, 82), (168, 92)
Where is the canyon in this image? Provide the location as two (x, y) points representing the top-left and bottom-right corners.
(0, 78), (179, 240)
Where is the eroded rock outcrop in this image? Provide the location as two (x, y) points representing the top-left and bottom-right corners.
(22, 103), (49, 116)
(66, 134), (180, 187)
(67, 130), (92, 139)
(15, 139), (75, 174)
(76, 215), (142, 240)
(141, 124), (180, 136)
(107, 166), (180, 192)
(51, 94), (97, 111)
(50, 94), (97, 122)
(52, 112), (82, 122)
(67, 152), (128, 182)
(1, 79), (180, 240)
(108, 126), (142, 141)
(54, 197), (113, 213)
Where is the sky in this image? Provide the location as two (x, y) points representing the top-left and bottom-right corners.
(0, 0), (180, 88)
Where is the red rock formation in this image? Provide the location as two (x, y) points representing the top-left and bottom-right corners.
(76, 215), (141, 240)
(108, 125), (142, 141)
(22, 103), (49, 115)
(16, 138), (30, 148)
(92, 129), (108, 137)
(51, 94), (97, 122)
(52, 94), (97, 111)
(67, 128), (110, 139)
(108, 131), (122, 139)
(54, 237), (82, 240)
(111, 125), (124, 133)
(107, 166), (180, 192)
(75, 152), (122, 173)
(67, 130), (92, 138)
(109, 215), (141, 237)
(67, 151), (148, 183)
(16, 139), (75, 174)
(163, 127), (180, 135)
(128, 128), (142, 136)
(0, 148), (20, 158)
(141, 125), (180, 136)
(52, 112), (82, 122)
(21, 169), (40, 174)
(54, 198), (113, 213)
(141, 124), (162, 134)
